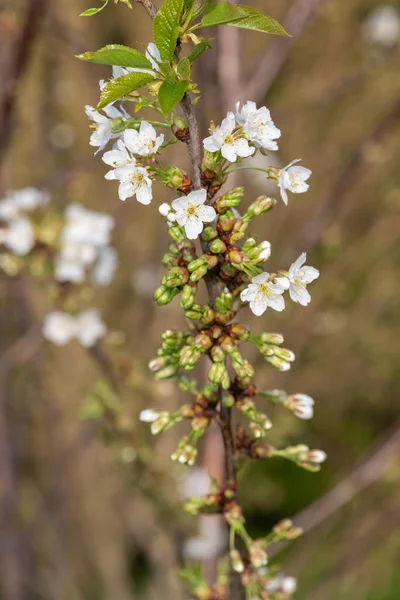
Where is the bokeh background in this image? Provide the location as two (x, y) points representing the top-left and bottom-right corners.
(1, 0), (400, 599)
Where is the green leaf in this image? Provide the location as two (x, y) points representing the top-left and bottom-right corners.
(177, 57), (191, 80)
(80, 0), (109, 16)
(200, 1), (247, 27)
(76, 45), (152, 69)
(97, 71), (155, 109)
(158, 77), (189, 115)
(187, 39), (213, 62)
(226, 6), (289, 36)
(154, 0), (185, 61)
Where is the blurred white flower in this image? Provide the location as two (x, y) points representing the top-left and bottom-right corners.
(43, 311), (77, 346)
(363, 6), (400, 47)
(0, 187), (49, 222)
(171, 189), (216, 239)
(203, 112), (255, 162)
(75, 309), (106, 347)
(4, 217), (35, 255)
(266, 574), (297, 595)
(235, 101), (281, 151)
(91, 247), (118, 286)
(288, 393), (314, 420)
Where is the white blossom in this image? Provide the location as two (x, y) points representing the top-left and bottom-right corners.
(109, 161), (153, 203)
(124, 121), (164, 156)
(278, 159), (312, 205)
(287, 252), (319, 306)
(85, 104), (124, 154)
(258, 241), (271, 262)
(139, 409), (160, 423)
(235, 101), (281, 151)
(112, 43), (161, 78)
(4, 217), (35, 255)
(171, 189), (216, 240)
(240, 272), (287, 316)
(102, 139), (134, 174)
(43, 311), (77, 346)
(203, 112), (255, 163)
(75, 309), (106, 347)
(289, 393), (314, 420)
(363, 6), (400, 47)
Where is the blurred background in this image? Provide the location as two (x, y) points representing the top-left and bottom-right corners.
(1, 0), (400, 599)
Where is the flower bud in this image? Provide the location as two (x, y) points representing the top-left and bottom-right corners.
(168, 225), (185, 243)
(208, 361), (230, 389)
(187, 257), (206, 273)
(243, 196), (277, 222)
(260, 332), (284, 345)
(154, 364), (179, 380)
(274, 347), (295, 362)
(194, 331), (213, 351)
(249, 540), (268, 568)
(285, 393), (314, 420)
(227, 323), (250, 341)
(215, 291), (233, 313)
(163, 266), (189, 287)
(210, 345), (225, 362)
(265, 355), (291, 371)
(209, 238), (226, 254)
(180, 284), (196, 310)
(222, 392), (235, 407)
(190, 265), (208, 283)
(150, 411), (172, 434)
(228, 218), (248, 243)
(148, 356), (168, 372)
(159, 203), (171, 217)
(215, 187), (244, 212)
(201, 226), (218, 241)
(153, 285), (179, 306)
(230, 549), (244, 573)
(218, 210), (236, 232)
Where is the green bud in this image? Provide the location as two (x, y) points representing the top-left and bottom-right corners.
(215, 291), (233, 313)
(220, 262), (238, 279)
(194, 331), (213, 351)
(168, 225), (185, 243)
(218, 210), (235, 232)
(243, 196), (277, 222)
(180, 345), (201, 369)
(274, 347), (295, 362)
(265, 355), (291, 371)
(161, 253), (179, 268)
(154, 285), (179, 306)
(228, 323), (250, 341)
(187, 257), (206, 273)
(201, 226), (218, 241)
(222, 392), (235, 407)
(211, 345), (225, 362)
(154, 364), (179, 380)
(260, 332), (284, 345)
(201, 306), (215, 325)
(228, 219), (248, 243)
(215, 187), (244, 212)
(209, 238), (226, 254)
(159, 165), (187, 189)
(180, 284), (196, 309)
(203, 384), (219, 401)
(190, 264), (208, 282)
(185, 304), (204, 320)
(208, 361), (229, 387)
(163, 266), (189, 287)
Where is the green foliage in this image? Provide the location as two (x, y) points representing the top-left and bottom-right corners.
(200, 1), (247, 27)
(226, 6), (289, 36)
(199, 2), (288, 36)
(187, 39), (213, 62)
(97, 71), (155, 109)
(80, 0), (109, 16)
(158, 78), (189, 115)
(77, 45), (152, 69)
(153, 0), (185, 61)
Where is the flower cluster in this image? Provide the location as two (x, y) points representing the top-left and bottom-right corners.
(55, 203), (116, 285)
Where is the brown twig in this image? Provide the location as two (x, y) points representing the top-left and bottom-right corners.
(246, 0), (329, 102)
(0, 0), (49, 181)
(135, 0), (157, 19)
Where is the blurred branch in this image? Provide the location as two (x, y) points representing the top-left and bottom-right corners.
(0, 0), (49, 180)
(246, 0), (329, 102)
(271, 419), (400, 557)
(292, 96), (400, 256)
